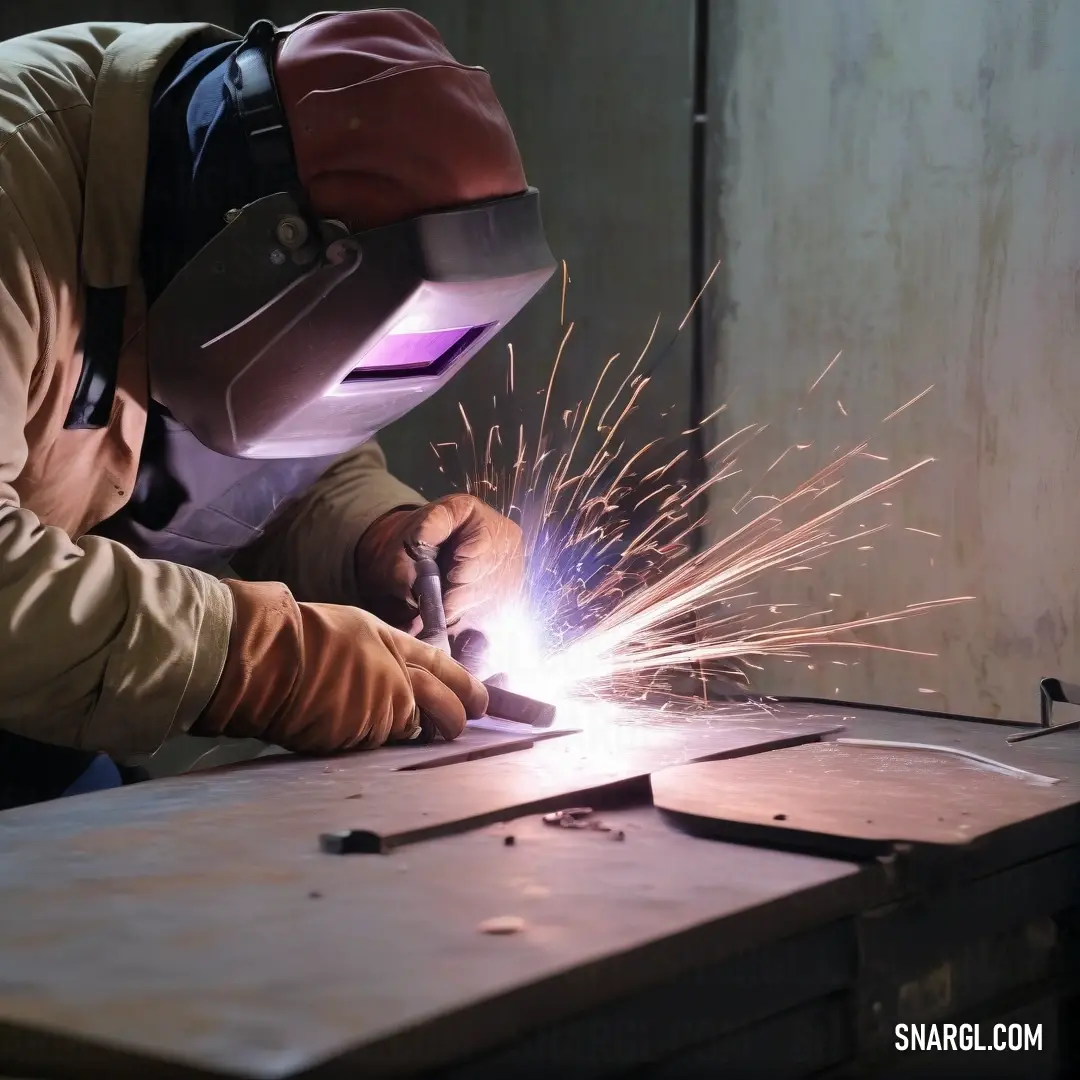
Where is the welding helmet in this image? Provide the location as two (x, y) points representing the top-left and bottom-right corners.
(147, 11), (555, 459)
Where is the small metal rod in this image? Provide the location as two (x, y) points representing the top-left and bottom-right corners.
(1008, 718), (1080, 744)
(1006, 677), (1080, 743)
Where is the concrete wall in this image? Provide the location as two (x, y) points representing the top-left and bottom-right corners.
(708, 0), (1080, 722)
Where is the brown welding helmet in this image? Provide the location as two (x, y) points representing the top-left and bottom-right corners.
(147, 11), (555, 459)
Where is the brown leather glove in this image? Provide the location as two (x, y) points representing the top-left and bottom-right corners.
(353, 494), (524, 633)
(193, 580), (488, 752)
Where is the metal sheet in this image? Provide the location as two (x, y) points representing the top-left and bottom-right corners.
(434, 920), (854, 1080)
(3, 704), (1072, 1078)
(317, 716), (842, 853)
(652, 741), (1080, 858)
(0, 714), (859, 1080)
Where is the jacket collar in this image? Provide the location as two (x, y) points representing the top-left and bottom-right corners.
(81, 23), (238, 290)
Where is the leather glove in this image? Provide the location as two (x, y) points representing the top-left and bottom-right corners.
(193, 580), (488, 753)
(353, 494), (524, 633)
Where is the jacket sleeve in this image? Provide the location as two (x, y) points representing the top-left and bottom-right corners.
(233, 440), (424, 603)
(0, 194), (234, 760)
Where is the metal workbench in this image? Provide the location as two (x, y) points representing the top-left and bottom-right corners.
(0, 702), (1078, 1079)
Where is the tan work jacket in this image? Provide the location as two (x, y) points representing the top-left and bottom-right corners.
(0, 23), (423, 759)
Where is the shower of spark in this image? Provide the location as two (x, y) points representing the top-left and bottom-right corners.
(432, 262), (973, 712)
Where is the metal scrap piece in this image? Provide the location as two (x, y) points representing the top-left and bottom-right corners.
(478, 915), (526, 935)
(542, 807), (612, 831)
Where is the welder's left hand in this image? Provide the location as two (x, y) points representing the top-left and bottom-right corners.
(354, 494), (524, 634)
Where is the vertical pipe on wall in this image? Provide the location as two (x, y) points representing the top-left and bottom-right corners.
(688, 0), (710, 548)
(698, 0), (737, 507)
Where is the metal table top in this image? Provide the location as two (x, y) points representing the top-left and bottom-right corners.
(0, 703), (1076, 1078)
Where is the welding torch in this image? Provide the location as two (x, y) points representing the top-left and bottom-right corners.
(405, 539), (556, 741)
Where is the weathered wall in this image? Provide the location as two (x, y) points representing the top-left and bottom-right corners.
(708, 0), (1080, 722)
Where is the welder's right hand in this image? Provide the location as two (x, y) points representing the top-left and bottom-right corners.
(192, 580), (489, 753)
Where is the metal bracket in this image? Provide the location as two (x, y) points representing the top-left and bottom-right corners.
(1007, 678), (1080, 743)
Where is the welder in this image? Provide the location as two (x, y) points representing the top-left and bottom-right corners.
(0, 10), (555, 808)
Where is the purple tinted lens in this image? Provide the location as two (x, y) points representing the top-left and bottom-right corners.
(352, 325), (488, 374)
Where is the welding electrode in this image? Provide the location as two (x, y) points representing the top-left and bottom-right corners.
(484, 683), (556, 728)
(406, 539), (451, 743)
(452, 629), (557, 728)
(406, 543), (559, 738)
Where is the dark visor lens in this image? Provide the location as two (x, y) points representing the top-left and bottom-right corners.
(343, 324), (493, 380)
